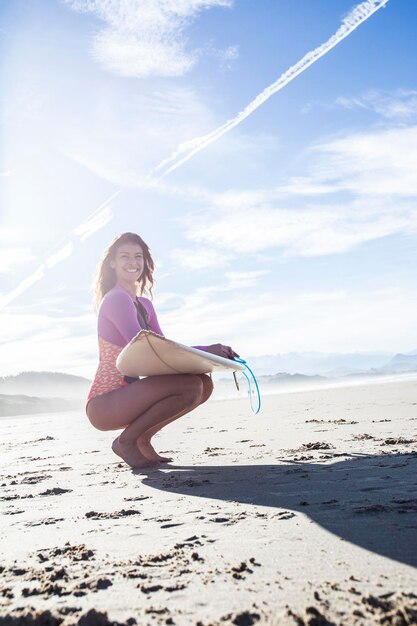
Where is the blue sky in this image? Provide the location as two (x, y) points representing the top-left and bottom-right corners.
(1, 0), (417, 378)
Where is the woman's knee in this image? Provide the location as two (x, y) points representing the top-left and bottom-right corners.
(199, 374), (214, 403)
(182, 374), (204, 404)
(86, 401), (113, 431)
(87, 414), (109, 431)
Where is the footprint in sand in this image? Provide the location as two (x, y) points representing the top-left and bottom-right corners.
(39, 487), (72, 496)
(85, 509), (141, 520)
(25, 518), (65, 526)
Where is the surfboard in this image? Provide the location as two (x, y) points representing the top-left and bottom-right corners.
(116, 330), (245, 377)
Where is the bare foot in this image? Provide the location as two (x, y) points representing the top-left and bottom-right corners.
(137, 437), (173, 463)
(112, 436), (155, 468)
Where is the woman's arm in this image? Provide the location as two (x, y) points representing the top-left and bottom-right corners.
(203, 344), (239, 359)
(101, 291), (142, 345)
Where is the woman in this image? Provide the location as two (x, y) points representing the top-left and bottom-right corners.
(86, 232), (238, 469)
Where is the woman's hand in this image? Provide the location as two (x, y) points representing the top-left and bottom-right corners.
(204, 344), (239, 359)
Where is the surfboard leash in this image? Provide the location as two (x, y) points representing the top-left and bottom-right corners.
(233, 357), (262, 414)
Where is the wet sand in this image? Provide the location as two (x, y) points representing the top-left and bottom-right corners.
(1, 379), (417, 625)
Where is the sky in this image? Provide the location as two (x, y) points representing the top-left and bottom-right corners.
(1, 0), (417, 379)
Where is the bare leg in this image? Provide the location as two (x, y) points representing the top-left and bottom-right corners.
(86, 374), (204, 468)
(114, 392), (202, 467)
(137, 375), (214, 462)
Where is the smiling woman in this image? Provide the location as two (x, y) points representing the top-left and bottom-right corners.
(92, 232), (155, 313)
(86, 232), (238, 469)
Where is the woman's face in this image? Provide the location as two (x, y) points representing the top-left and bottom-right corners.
(110, 242), (144, 286)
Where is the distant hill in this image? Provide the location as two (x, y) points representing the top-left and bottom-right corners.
(245, 349), (417, 377)
(260, 372), (327, 385)
(1, 350), (417, 417)
(245, 351), (395, 376)
(373, 353), (417, 375)
(0, 394), (84, 417)
(0, 372), (91, 399)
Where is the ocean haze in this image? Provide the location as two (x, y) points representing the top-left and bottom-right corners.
(245, 351), (397, 376)
(2, 349), (417, 416)
(0, 371), (91, 399)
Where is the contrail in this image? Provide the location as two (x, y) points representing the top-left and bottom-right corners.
(1, 0), (389, 310)
(0, 191), (120, 310)
(74, 205), (113, 242)
(151, 0), (389, 179)
(0, 268), (46, 309)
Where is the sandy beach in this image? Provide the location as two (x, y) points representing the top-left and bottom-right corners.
(1, 378), (417, 625)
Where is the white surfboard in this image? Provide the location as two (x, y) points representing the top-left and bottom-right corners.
(116, 330), (245, 377)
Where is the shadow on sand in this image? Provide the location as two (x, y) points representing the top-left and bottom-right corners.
(140, 452), (417, 568)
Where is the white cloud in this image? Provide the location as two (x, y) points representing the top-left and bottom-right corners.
(61, 85), (218, 187)
(4, 270), (417, 378)
(335, 89), (417, 121)
(172, 247), (234, 270)
(222, 45), (239, 61)
(311, 125), (417, 197)
(61, 120), (417, 276)
(64, 0), (233, 77)
(0, 247), (37, 275)
(206, 43), (239, 70)
(0, 310), (97, 378)
(224, 270), (269, 289)
(156, 271), (269, 341)
(175, 124), (417, 258)
(179, 199), (417, 258)
(159, 282), (417, 356)
(3, 283), (417, 378)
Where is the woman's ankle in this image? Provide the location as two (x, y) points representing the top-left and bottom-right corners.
(137, 433), (152, 444)
(117, 434), (137, 446)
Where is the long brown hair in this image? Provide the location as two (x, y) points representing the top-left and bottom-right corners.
(93, 232), (155, 311)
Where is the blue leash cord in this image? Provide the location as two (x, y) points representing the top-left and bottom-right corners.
(233, 357), (262, 414)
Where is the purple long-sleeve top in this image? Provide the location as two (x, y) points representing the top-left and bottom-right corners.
(98, 284), (206, 351)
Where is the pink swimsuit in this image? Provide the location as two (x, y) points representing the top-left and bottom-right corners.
(86, 284), (165, 405)
(87, 284), (206, 406)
